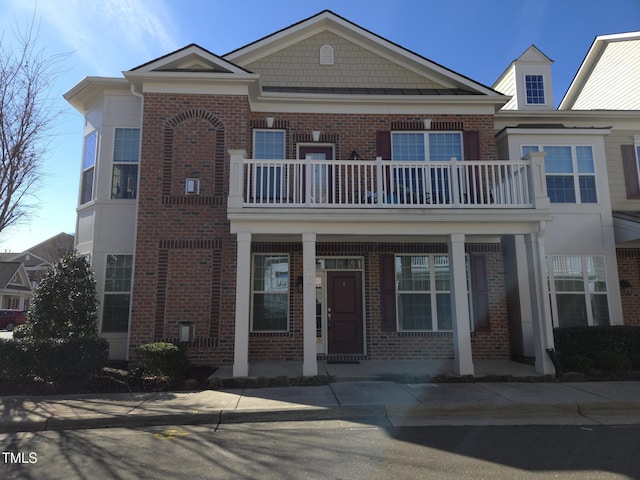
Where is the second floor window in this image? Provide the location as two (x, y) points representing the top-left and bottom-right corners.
(523, 145), (597, 204)
(525, 74), (545, 104)
(111, 128), (140, 199)
(80, 130), (97, 205)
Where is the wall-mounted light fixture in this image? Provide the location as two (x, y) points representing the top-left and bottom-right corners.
(350, 150), (360, 160)
(266, 116), (275, 128)
(297, 276), (304, 293)
(620, 279), (632, 295)
(312, 130), (321, 142)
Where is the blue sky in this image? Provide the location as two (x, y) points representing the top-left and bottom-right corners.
(0, 0), (638, 253)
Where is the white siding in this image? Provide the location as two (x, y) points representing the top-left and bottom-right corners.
(573, 40), (640, 110)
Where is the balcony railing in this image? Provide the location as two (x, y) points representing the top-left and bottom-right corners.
(228, 153), (549, 210)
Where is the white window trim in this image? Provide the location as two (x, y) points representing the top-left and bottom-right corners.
(80, 130), (98, 205)
(522, 144), (597, 204)
(395, 254), (471, 333)
(547, 255), (610, 328)
(391, 131), (464, 161)
(111, 127), (140, 200)
(523, 74), (546, 106)
(251, 253), (290, 333)
(253, 129), (286, 160)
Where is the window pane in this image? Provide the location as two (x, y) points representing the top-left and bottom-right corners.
(392, 133), (425, 161)
(111, 165), (138, 199)
(525, 75), (545, 104)
(579, 176), (597, 203)
(586, 256), (607, 293)
(436, 293), (452, 330)
(114, 128), (140, 162)
(429, 133), (462, 161)
(434, 255), (450, 291)
(252, 293), (288, 331)
(102, 294), (130, 333)
(105, 255), (133, 292)
(83, 131), (97, 170)
(552, 256), (584, 292)
(253, 255), (289, 292)
(398, 293), (431, 330)
(556, 294), (588, 327)
(396, 256), (430, 291)
(546, 176), (576, 203)
(590, 295), (610, 326)
(522, 145), (539, 158)
(576, 146), (594, 173)
(544, 147), (573, 173)
(254, 130), (285, 159)
(81, 168), (94, 204)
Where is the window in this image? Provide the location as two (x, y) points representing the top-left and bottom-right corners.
(392, 132), (462, 161)
(525, 74), (545, 104)
(252, 254), (289, 331)
(523, 145), (597, 204)
(80, 131), (97, 204)
(253, 130), (286, 200)
(102, 255), (133, 333)
(547, 255), (609, 328)
(111, 128), (140, 199)
(395, 255), (469, 332)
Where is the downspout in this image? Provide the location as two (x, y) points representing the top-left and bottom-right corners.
(124, 82), (145, 363)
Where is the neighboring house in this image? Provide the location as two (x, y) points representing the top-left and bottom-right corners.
(0, 233), (74, 309)
(0, 262), (32, 310)
(63, 10), (627, 377)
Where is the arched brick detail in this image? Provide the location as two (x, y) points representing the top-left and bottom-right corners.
(162, 110), (226, 198)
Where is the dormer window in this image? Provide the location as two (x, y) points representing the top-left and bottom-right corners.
(525, 74), (545, 104)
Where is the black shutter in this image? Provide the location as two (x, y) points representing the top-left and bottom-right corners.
(470, 254), (490, 332)
(376, 131), (391, 160)
(621, 145), (640, 199)
(463, 130), (480, 161)
(380, 254), (397, 332)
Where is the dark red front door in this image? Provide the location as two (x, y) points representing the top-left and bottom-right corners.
(327, 271), (363, 354)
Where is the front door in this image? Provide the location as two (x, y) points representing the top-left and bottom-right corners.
(299, 145), (334, 203)
(327, 271), (363, 354)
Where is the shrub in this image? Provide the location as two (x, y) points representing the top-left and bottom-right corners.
(26, 251), (99, 341)
(554, 326), (640, 372)
(592, 351), (633, 372)
(136, 342), (189, 378)
(0, 337), (108, 383)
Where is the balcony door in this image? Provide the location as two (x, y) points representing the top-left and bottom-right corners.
(299, 145), (334, 204)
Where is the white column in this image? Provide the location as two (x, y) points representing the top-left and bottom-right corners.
(449, 233), (474, 376)
(302, 233), (318, 376)
(513, 234), (535, 357)
(228, 149), (247, 209)
(525, 224), (556, 375)
(233, 231), (252, 377)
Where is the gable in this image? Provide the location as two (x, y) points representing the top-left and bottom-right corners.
(0, 262), (31, 291)
(244, 30), (450, 90)
(570, 38), (640, 110)
(131, 44), (250, 75)
(560, 32), (640, 110)
(226, 10), (500, 98)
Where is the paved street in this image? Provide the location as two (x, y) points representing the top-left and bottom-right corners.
(1, 422), (639, 479)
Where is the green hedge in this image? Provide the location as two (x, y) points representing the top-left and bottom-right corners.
(0, 337), (109, 383)
(136, 342), (190, 378)
(553, 326), (640, 372)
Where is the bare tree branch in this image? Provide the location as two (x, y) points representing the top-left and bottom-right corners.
(0, 14), (67, 236)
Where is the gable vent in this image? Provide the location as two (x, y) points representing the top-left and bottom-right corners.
(320, 45), (334, 65)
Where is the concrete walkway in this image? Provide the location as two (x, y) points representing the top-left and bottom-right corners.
(2, 379), (639, 433)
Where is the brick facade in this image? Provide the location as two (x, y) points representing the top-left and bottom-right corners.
(129, 91), (512, 365)
(617, 248), (640, 326)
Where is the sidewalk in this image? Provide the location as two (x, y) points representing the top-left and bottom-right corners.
(2, 380), (639, 433)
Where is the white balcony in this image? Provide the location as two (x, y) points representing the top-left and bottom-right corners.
(229, 152), (550, 212)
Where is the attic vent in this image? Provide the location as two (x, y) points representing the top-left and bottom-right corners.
(320, 45), (334, 65)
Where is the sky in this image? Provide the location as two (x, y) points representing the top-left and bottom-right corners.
(0, 0), (638, 253)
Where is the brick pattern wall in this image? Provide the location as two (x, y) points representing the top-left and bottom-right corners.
(129, 93), (504, 365)
(245, 242), (510, 362)
(617, 248), (640, 326)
